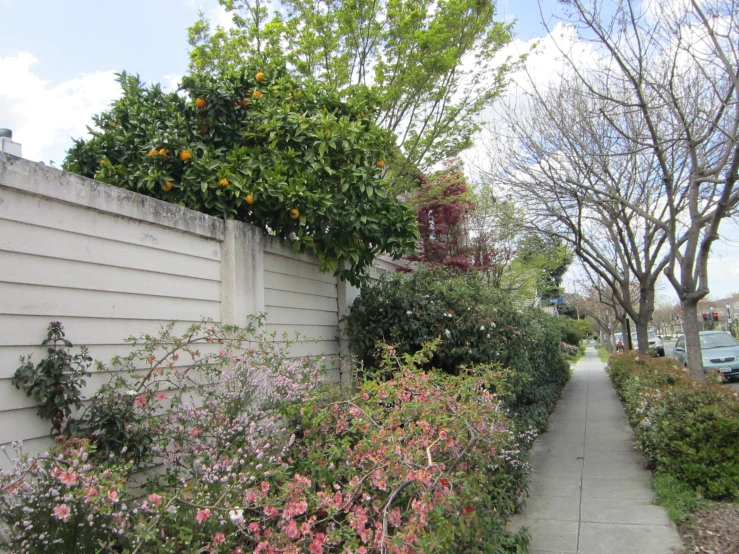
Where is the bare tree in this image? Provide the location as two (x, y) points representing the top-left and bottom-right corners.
(569, 263), (634, 352)
(482, 70), (671, 355)
(483, 0), (739, 378)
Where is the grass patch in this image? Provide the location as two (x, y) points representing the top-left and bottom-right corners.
(653, 472), (703, 522)
(595, 344), (610, 363)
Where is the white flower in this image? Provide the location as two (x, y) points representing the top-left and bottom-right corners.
(444, 329), (451, 338)
(487, 334), (491, 339)
(406, 310), (412, 315)
(126, 390), (137, 396)
(490, 322), (496, 328)
(480, 326), (485, 331)
(229, 509), (244, 522)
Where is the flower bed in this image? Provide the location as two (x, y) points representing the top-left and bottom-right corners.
(1, 323), (532, 553)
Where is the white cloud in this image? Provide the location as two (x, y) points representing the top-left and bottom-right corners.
(0, 52), (120, 165)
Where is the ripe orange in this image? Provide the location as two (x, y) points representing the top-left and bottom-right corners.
(290, 208), (300, 219)
(196, 98), (208, 109)
(180, 150), (192, 162)
(256, 72), (265, 82)
(161, 181), (173, 192)
(245, 194), (255, 205)
(376, 160), (385, 169)
(253, 90), (263, 99)
(147, 149), (159, 157)
(159, 148), (168, 158)
(219, 178), (229, 186)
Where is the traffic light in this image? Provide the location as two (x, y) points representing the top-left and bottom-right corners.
(702, 313), (708, 321)
(713, 312), (719, 322)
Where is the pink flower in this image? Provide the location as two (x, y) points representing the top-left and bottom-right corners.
(147, 493), (162, 508)
(388, 507), (402, 528)
(58, 471), (79, 487)
(361, 393), (370, 401)
(134, 395), (147, 408)
(213, 532), (226, 545)
(53, 503), (72, 521)
(309, 533), (326, 554)
(260, 481), (270, 493)
(196, 509), (211, 523)
(107, 489), (119, 503)
(155, 392), (167, 402)
(248, 522), (260, 533)
(439, 430), (448, 439)
(84, 487), (99, 502)
(191, 428), (202, 439)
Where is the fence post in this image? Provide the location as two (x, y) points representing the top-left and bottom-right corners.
(221, 220), (265, 326)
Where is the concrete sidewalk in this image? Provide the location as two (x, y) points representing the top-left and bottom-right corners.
(510, 346), (683, 554)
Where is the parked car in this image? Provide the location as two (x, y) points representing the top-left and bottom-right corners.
(630, 330), (665, 357)
(673, 331), (739, 380)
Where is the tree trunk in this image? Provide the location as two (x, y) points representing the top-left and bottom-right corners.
(634, 320), (650, 356)
(681, 300), (707, 382)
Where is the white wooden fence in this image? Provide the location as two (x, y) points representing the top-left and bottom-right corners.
(0, 153), (403, 458)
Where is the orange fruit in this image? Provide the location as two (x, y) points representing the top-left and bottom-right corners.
(100, 159), (106, 164)
(219, 178), (229, 186)
(245, 194), (255, 205)
(161, 181), (173, 192)
(147, 149), (159, 157)
(290, 208), (300, 219)
(180, 150), (192, 162)
(376, 160), (385, 169)
(253, 90), (263, 99)
(256, 72), (265, 82)
(196, 98), (208, 109)
(159, 148), (168, 158)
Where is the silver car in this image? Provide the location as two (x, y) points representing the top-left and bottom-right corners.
(631, 330), (665, 357)
(673, 331), (739, 380)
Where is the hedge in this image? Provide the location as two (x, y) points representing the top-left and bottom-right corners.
(607, 353), (739, 499)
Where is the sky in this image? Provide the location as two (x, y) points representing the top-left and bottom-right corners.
(1, 0), (737, 302)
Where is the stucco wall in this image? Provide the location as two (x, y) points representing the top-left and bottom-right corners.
(0, 153), (358, 457)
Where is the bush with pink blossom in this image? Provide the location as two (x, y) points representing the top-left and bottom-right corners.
(1, 323), (531, 553)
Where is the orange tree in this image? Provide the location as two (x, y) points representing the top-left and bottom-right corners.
(63, 66), (418, 284)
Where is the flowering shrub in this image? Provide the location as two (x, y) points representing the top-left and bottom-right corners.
(1, 328), (532, 553)
(607, 353), (739, 499)
(344, 268), (570, 431)
(0, 439), (132, 553)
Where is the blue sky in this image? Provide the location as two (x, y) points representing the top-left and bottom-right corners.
(1, 0), (737, 301)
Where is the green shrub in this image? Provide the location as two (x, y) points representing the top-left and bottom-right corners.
(344, 268), (570, 431)
(607, 353), (739, 499)
(556, 317), (587, 346)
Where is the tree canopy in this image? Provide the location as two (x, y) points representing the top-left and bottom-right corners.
(188, 0), (515, 181)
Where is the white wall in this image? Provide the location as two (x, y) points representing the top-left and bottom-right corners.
(0, 153), (359, 456)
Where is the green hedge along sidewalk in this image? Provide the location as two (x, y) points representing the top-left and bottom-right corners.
(509, 346), (683, 554)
